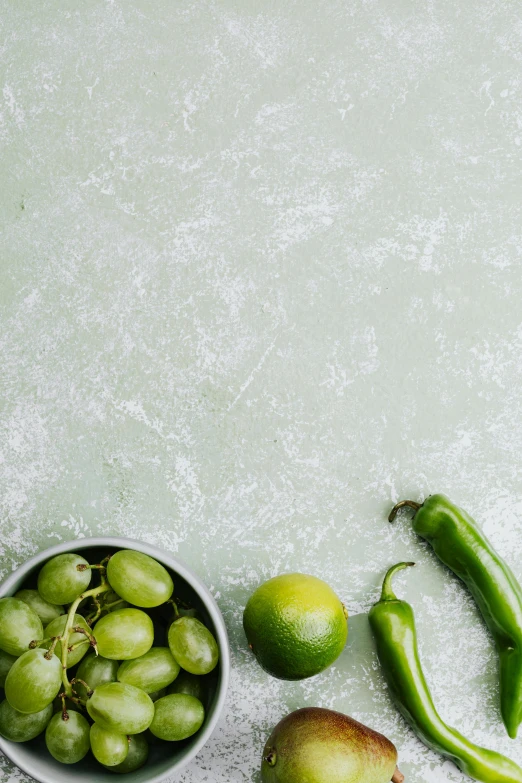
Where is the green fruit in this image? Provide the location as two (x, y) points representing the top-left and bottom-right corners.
(15, 589), (64, 626)
(261, 708), (400, 783)
(75, 651), (119, 700)
(90, 723), (129, 766)
(106, 550), (173, 608)
(0, 699), (52, 741)
(117, 647), (180, 693)
(87, 682), (154, 734)
(104, 733), (148, 773)
(0, 597), (43, 656)
(5, 648), (62, 713)
(38, 553), (91, 605)
(44, 614), (91, 667)
(149, 694), (205, 741)
(94, 609), (154, 660)
(0, 650), (18, 687)
(52, 696), (78, 714)
(167, 670), (206, 701)
(168, 617), (219, 675)
(45, 711), (91, 764)
(243, 573), (348, 680)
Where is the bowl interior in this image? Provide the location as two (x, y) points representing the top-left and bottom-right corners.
(0, 541), (227, 783)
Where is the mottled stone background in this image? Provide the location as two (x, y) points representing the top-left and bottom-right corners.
(2, 1), (522, 781)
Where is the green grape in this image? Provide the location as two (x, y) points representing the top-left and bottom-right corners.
(167, 670), (206, 701)
(37, 553), (91, 605)
(94, 609), (153, 660)
(5, 648), (62, 713)
(14, 589), (64, 626)
(104, 733), (148, 773)
(90, 723), (129, 766)
(168, 617), (219, 675)
(44, 614), (91, 668)
(0, 699), (52, 742)
(86, 682), (154, 734)
(107, 550), (173, 608)
(0, 650), (18, 688)
(75, 651), (119, 700)
(117, 647), (180, 693)
(0, 597), (43, 656)
(149, 694), (205, 741)
(45, 711), (90, 764)
(148, 688), (166, 703)
(52, 696), (78, 714)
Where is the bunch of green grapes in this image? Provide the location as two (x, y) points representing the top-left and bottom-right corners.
(0, 549), (219, 773)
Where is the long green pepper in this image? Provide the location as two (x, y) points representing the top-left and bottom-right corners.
(390, 493), (522, 739)
(369, 563), (522, 783)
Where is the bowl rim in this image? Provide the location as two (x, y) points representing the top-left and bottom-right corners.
(0, 536), (230, 783)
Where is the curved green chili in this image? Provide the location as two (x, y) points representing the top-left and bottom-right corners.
(390, 494), (522, 739)
(369, 563), (522, 783)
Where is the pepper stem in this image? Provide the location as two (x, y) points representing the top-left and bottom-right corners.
(380, 562), (415, 601)
(388, 500), (422, 523)
(392, 768), (405, 783)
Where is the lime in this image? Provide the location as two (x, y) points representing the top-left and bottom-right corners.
(243, 573), (348, 680)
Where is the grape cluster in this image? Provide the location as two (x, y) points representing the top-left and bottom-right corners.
(0, 549), (219, 773)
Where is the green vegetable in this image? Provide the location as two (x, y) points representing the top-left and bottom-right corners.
(390, 494), (522, 739)
(369, 563), (522, 783)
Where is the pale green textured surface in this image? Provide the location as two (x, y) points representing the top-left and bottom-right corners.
(1, 1), (522, 781)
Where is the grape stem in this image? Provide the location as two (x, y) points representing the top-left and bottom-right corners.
(44, 637), (60, 661)
(61, 582), (111, 698)
(59, 693), (70, 721)
(29, 637), (53, 649)
(70, 677), (94, 697)
(103, 598), (126, 610)
(67, 639), (90, 653)
(85, 595), (125, 626)
(71, 625), (97, 648)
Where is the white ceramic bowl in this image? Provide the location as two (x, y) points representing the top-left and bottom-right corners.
(0, 537), (230, 783)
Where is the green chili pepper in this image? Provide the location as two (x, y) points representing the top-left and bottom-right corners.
(369, 563), (522, 783)
(389, 494), (522, 739)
